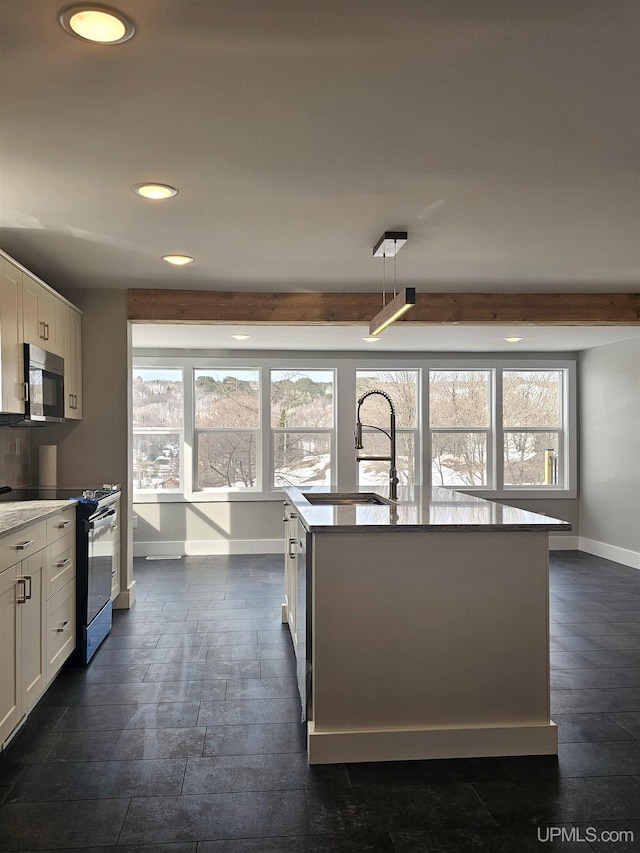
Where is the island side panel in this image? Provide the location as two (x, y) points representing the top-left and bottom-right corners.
(311, 530), (550, 734)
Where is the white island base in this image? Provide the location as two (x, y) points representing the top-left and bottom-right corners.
(304, 530), (557, 765)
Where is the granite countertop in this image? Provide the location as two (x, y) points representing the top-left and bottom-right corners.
(0, 500), (77, 537)
(285, 485), (572, 533)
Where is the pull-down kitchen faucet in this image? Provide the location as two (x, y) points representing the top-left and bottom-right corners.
(354, 389), (398, 502)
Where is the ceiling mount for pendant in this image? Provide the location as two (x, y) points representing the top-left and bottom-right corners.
(372, 230), (408, 258)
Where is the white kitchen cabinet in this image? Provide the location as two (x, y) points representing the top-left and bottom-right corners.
(111, 499), (120, 601)
(0, 562), (20, 745)
(19, 549), (46, 714)
(0, 524), (46, 746)
(282, 501), (298, 641)
(0, 250), (83, 421)
(64, 306), (82, 419)
(0, 254), (25, 414)
(22, 273), (64, 357)
(45, 507), (76, 683)
(0, 507), (76, 747)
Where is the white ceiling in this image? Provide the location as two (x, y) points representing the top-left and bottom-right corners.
(131, 323), (640, 352)
(1, 0), (638, 301)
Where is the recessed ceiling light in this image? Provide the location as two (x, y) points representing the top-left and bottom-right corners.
(59, 5), (135, 44)
(133, 183), (177, 200)
(231, 334), (250, 341)
(363, 336), (380, 343)
(504, 337), (523, 343)
(162, 255), (194, 266)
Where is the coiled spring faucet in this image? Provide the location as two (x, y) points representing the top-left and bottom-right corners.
(354, 389), (398, 502)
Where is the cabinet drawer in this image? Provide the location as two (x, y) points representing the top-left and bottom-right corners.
(46, 507), (76, 545)
(47, 533), (75, 600)
(46, 580), (75, 682)
(0, 520), (47, 573)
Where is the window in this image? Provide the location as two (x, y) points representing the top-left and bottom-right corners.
(429, 370), (491, 487)
(271, 369), (334, 487)
(195, 369), (259, 490)
(132, 368), (183, 491)
(356, 370), (419, 487)
(130, 355), (574, 499)
(503, 370), (563, 487)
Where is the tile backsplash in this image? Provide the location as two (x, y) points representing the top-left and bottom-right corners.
(0, 428), (32, 488)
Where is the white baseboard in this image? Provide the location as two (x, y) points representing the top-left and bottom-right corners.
(133, 539), (283, 557)
(578, 537), (640, 570)
(549, 535), (579, 550)
(133, 535), (639, 570)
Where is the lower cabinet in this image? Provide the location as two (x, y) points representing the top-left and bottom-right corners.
(0, 549), (46, 745)
(0, 508), (76, 748)
(46, 580), (75, 683)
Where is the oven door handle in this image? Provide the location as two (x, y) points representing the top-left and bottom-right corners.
(88, 509), (117, 530)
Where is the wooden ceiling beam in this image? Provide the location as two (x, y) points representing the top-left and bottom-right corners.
(128, 289), (640, 325)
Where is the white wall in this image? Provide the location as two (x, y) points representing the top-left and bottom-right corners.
(133, 500), (284, 556)
(31, 289), (135, 602)
(579, 338), (640, 568)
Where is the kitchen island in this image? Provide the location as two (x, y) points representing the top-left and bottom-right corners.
(283, 485), (571, 765)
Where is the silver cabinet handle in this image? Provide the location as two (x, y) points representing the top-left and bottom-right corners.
(288, 537), (297, 558)
(58, 520), (71, 529)
(56, 558), (71, 568)
(16, 539), (35, 550)
(56, 621), (70, 633)
(16, 578), (27, 604)
(44, 322), (50, 341)
(23, 575), (32, 600)
(39, 320), (46, 339)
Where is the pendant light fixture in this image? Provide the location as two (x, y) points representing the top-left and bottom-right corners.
(369, 231), (415, 336)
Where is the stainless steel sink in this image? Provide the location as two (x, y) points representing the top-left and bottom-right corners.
(302, 492), (393, 506)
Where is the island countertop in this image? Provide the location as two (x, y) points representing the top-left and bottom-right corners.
(285, 485), (571, 533)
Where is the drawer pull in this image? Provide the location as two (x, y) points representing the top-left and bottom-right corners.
(56, 558), (71, 568)
(56, 621), (70, 633)
(16, 539), (35, 550)
(58, 520), (71, 529)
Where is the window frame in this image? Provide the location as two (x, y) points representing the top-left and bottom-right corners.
(130, 354), (576, 502)
(131, 365), (185, 494)
(269, 367), (336, 489)
(193, 365), (262, 493)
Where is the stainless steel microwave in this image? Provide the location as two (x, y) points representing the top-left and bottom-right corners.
(24, 343), (65, 422)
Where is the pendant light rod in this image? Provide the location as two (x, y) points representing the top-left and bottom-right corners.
(370, 230), (413, 334)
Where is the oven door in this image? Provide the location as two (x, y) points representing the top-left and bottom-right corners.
(86, 507), (116, 624)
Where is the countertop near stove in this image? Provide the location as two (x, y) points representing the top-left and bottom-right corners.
(0, 500), (78, 537)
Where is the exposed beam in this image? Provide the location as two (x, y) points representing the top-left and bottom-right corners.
(128, 289), (640, 325)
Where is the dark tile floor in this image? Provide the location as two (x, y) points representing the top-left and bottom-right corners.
(1, 550), (640, 851)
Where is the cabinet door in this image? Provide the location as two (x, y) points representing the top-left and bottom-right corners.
(65, 307), (82, 419)
(0, 564), (20, 745)
(283, 505), (298, 639)
(20, 551), (45, 713)
(0, 256), (25, 413)
(46, 580), (75, 683)
(111, 502), (120, 601)
(22, 275), (64, 356)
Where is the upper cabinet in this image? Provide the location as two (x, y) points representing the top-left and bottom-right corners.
(0, 255), (25, 414)
(0, 251), (82, 420)
(22, 274), (65, 357)
(64, 306), (82, 420)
